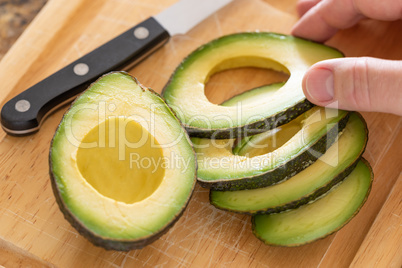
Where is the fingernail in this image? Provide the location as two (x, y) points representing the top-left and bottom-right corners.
(305, 68), (334, 102)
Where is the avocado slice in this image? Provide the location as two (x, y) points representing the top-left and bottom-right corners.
(210, 113), (368, 214)
(49, 72), (197, 251)
(224, 82), (302, 157)
(252, 159), (373, 246)
(162, 32), (343, 139)
(192, 107), (349, 190)
(220, 83), (284, 107)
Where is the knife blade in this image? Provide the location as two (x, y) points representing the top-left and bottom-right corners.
(0, 0), (232, 136)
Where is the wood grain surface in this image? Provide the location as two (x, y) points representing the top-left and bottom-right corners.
(0, 0), (401, 267)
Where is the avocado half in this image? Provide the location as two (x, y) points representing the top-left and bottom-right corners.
(192, 107), (349, 191)
(162, 32), (343, 139)
(49, 72), (197, 251)
(210, 113), (368, 214)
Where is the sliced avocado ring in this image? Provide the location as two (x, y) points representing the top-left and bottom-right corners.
(49, 72), (196, 251)
(220, 83), (284, 107)
(232, 110), (303, 157)
(162, 32), (343, 139)
(210, 113), (368, 214)
(252, 159), (373, 247)
(192, 107), (349, 191)
(225, 82), (303, 157)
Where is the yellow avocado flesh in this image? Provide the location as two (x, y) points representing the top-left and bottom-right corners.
(235, 115), (304, 157)
(220, 83), (285, 108)
(76, 117), (165, 204)
(224, 83), (302, 157)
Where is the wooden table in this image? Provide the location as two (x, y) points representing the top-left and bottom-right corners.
(0, 0), (401, 267)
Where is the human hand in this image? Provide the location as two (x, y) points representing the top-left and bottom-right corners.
(291, 0), (402, 115)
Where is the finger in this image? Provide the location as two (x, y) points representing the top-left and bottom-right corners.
(302, 57), (402, 115)
(292, 0), (402, 42)
(291, 0), (363, 42)
(296, 0), (321, 17)
(354, 0), (402, 21)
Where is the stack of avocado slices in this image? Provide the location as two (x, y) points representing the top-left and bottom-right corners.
(163, 32), (373, 247)
(49, 32), (372, 250)
(206, 89), (372, 246)
(187, 87), (372, 247)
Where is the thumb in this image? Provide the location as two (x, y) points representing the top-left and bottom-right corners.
(302, 57), (402, 115)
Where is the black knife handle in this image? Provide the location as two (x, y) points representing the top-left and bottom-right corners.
(0, 17), (169, 135)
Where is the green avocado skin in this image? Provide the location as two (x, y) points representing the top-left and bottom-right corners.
(49, 169), (192, 251)
(210, 112), (368, 214)
(211, 160), (359, 215)
(251, 158), (373, 247)
(186, 99), (315, 139)
(198, 113), (350, 191)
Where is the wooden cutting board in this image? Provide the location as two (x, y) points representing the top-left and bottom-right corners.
(0, 0), (401, 267)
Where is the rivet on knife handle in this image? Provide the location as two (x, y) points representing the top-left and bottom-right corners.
(0, 17), (169, 136)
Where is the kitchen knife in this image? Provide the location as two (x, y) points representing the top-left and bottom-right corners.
(1, 0), (232, 136)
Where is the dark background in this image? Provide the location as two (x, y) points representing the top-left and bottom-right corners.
(0, 0), (47, 60)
